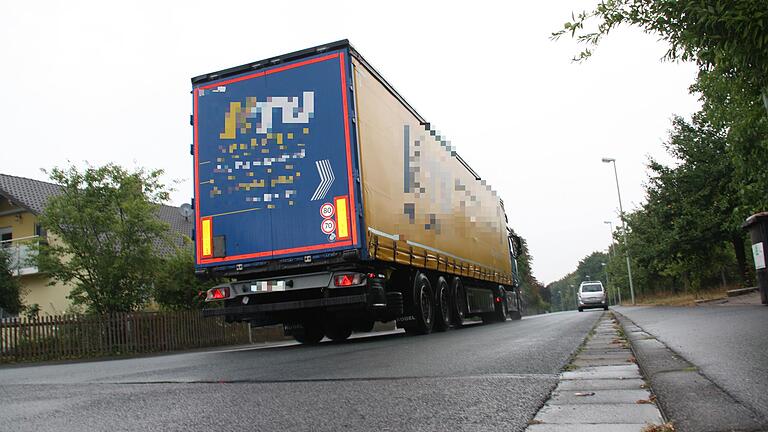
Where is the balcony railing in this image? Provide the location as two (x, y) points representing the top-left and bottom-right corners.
(0, 236), (40, 276)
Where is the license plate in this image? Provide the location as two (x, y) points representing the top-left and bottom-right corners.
(249, 280), (286, 293)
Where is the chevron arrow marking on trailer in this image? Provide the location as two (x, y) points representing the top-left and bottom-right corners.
(311, 159), (335, 201)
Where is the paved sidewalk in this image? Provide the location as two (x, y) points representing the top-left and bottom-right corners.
(526, 312), (664, 431)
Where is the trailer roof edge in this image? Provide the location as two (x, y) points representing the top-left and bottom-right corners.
(190, 39), (482, 181)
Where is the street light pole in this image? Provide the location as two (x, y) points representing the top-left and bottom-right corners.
(602, 158), (636, 305)
(603, 220), (621, 305)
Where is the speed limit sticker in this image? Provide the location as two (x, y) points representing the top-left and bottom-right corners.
(320, 203), (335, 218)
(321, 218), (336, 234)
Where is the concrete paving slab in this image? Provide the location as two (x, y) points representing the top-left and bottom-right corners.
(589, 339), (623, 343)
(579, 349), (629, 356)
(571, 358), (632, 367)
(567, 364), (638, 371)
(527, 423), (648, 431)
(556, 378), (646, 391)
(575, 352), (632, 361)
(535, 403), (662, 424)
(583, 342), (626, 349)
(549, 389), (651, 405)
(591, 335), (618, 339)
(562, 366), (641, 380)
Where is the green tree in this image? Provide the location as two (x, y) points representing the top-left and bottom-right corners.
(0, 248), (23, 315)
(693, 67), (768, 220)
(553, 0), (768, 109)
(601, 113), (747, 295)
(153, 244), (223, 310)
(575, 251), (609, 286)
(512, 230), (549, 313)
(37, 164), (170, 314)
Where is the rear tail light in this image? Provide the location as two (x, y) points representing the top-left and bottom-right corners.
(205, 286), (230, 301)
(334, 273), (363, 287)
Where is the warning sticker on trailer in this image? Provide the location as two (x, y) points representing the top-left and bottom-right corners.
(321, 218), (336, 235)
(320, 202), (335, 218)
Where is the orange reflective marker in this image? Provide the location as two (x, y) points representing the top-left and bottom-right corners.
(201, 217), (213, 257)
(334, 196), (349, 240)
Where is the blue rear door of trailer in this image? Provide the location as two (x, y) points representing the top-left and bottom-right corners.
(193, 50), (361, 269)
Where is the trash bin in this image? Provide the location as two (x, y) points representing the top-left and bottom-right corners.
(742, 212), (768, 305)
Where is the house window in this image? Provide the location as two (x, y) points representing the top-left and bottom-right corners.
(34, 223), (46, 238)
(0, 227), (11, 248)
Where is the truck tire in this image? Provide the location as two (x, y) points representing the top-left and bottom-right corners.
(325, 322), (353, 341)
(352, 319), (375, 333)
(450, 277), (467, 328)
(433, 276), (450, 332)
(494, 295), (508, 323)
(294, 324), (324, 345)
(510, 290), (523, 320)
(404, 273), (434, 335)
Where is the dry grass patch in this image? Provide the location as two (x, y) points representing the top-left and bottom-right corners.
(630, 287), (734, 306)
(642, 422), (675, 432)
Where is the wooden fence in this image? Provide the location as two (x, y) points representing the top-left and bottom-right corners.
(0, 310), (265, 363)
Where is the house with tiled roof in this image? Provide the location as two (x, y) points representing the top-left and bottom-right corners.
(0, 173), (193, 315)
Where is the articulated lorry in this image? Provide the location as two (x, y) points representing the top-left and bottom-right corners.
(194, 40), (522, 343)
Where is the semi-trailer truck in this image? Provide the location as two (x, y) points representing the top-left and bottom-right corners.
(194, 40), (522, 344)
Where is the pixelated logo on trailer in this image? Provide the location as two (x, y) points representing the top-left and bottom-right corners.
(198, 89), (315, 210)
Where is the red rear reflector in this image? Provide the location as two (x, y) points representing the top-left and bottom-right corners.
(206, 287), (230, 301)
(334, 273), (361, 287)
(495, 296), (502, 303)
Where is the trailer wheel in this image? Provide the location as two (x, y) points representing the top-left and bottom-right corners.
(509, 289), (523, 320)
(433, 276), (450, 332)
(450, 277), (467, 327)
(494, 294), (508, 323)
(352, 319), (375, 333)
(325, 322), (353, 341)
(293, 324), (324, 345)
(405, 273), (434, 335)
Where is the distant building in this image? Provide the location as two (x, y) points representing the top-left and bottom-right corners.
(0, 173), (193, 315)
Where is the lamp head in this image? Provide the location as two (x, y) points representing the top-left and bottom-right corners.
(601, 157), (615, 163)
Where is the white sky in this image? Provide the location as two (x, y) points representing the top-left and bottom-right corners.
(0, 1), (700, 284)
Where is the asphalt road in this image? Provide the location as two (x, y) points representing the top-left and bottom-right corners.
(616, 305), (768, 417)
(0, 311), (601, 432)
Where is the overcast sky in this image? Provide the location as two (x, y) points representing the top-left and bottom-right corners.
(0, 1), (700, 284)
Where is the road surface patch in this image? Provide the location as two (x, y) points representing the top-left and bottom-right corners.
(526, 312), (664, 432)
